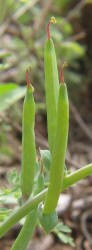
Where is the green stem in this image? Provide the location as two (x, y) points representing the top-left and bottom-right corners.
(62, 163), (92, 191)
(0, 189), (47, 239)
(11, 209), (37, 250)
(0, 163), (92, 238)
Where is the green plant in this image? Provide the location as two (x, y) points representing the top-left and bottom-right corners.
(0, 17), (92, 249)
(0, 0), (87, 107)
(43, 65), (69, 214)
(21, 69), (36, 199)
(44, 17), (59, 153)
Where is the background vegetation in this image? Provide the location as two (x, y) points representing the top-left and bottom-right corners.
(0, 0), (92, 249)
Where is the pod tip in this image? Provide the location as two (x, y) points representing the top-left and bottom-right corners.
(50, 16), (56, 24)
(47, 16), (56, 40)
(60, 62), (68, 84)
(26, 68), (34, 92)
(26, 69), (30, 87)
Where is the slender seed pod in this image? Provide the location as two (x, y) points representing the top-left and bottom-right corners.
(11, 209), (37, 250)
(21, 69), (36, 199)
(44, 17), (59, 153)
(43, 65), (69, 214)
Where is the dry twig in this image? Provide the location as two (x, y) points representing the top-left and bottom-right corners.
(12, 0), (40, 21)
(0, 0), (40, 36)
(0, 19), (10, 37)
(33, 0), (53, 32)
(27, 235), (54, 250)
(70, 101), (92, 141)
(64, 0), (88, 23)
(68, 31), (86, 41)
(81, 209), (92, 246)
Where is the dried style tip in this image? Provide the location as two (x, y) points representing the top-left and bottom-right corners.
(60, 62), (67, 84)
(26, 68), (34, 92)
(26, 69), (31, 87)
(47, 16), (56, 40)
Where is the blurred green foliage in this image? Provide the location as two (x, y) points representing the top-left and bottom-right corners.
(0, 1), (91, 247)
(0, 0), (91, 183)
(0, 161), (75, 247)
(0, 0), (87, 104)
(0, 0), (91, 163)
(0, 84), (26, 112)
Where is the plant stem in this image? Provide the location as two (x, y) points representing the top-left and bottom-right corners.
(0, 189), (46, 239)
(11, 209), (37, 250)
(0, 163), (92, 238)
(62, 163), (92, 190)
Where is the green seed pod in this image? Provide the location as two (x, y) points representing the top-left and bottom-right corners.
(21, 70), (36, 199)
(43, 66), (69, 214)
(44, 17), (59, 153)
(11, 209), (37, 250)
